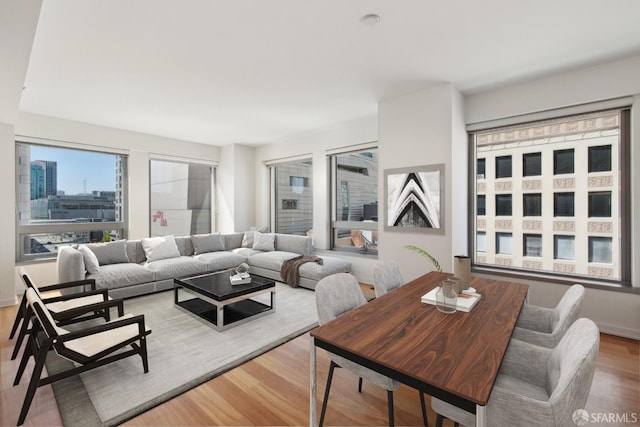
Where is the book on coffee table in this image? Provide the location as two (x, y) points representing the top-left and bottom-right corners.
(230, 272), (251, 285)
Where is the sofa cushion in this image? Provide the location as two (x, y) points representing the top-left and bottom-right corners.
(174, 236), (194, 256)
(86, 240), (130, 265)
(194, 251), (247, 271)
(273, 234), (313, 255)
(142, 235), (181, 262)
(247, 251), (299, 271)
(298, 255), (351, 281)
(144, 256), (208, 280)
(232, 247), (262, 257)
(192, 233), (225, 254)
(78, 245), (100, 274)
(224, 232), (244, 250)
(253, 232), (275, 251)
(241, 231), (256, 248)
(87, 263), (156, 290)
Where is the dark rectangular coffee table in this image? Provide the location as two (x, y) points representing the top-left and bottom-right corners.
(173, 270), (276, 331)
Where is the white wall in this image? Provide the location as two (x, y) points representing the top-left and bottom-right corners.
(465, 55), (640, 339)
(217, 144), (255, 233)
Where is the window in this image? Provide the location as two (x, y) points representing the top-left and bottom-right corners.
(477, 158), (486, 179)
(150, 160), (213, 236)
(554, 235), (575, 260)
(588, 145), (612, 172)
(495, 156), (512, 178)
(331, 149), (378, 254)
(588, 192), (612, 217)
(16, 142), (127, 261)
(495, 194), (512, 216)
(271, 160), (313, 235)
(523, 193), (542, 216)
(523, 234), (542, 257)
(554, 192), (574, 217)
(589, 237), (612, 263)
(471, 108), (629, 283)
(477, 195), (486, 215)
(523, 152), (542, 176)
(553, 149), (574, 174)
(496, 232), (512, 255)
(476, 232), (486, 252)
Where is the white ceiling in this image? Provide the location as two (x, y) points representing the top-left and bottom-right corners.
(18, 0), (640, 146)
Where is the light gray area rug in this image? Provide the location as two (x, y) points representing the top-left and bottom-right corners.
(47, 282), (318, 427)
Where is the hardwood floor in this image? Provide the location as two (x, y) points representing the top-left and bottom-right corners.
(1, 299), (638, 426)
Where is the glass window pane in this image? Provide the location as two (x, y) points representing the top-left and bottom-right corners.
(335, 151), (378, 222)
(589, 237), (612, 263)
(523, 193), (542, 216)
(495, 194), (512, 216)
(17, 143), (126, 260)
(495, 156), (512, 178)
(523, 152), (541, 176)
(554, 192), (575, 217)
(334, 228), (378, 253)
(477, 195), (486, 215)
(274, 161), (313, 235)
(554, 149), (574, 174)
(476, 232), (486, 252)
(150, 160), (212, 236)
(554, 235), (575, 260)
(588, 191), (611, 217)
(496, 232), (512, 255)
(588, 145), (612, 172)
(523, 234), (542, 257)
(477, 158), (486, 179)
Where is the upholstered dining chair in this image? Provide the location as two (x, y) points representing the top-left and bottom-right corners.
(432, 317), (600, 427)
(372, 259), (405, 297)
(14, 288), (151, 426)
(512, 284), (585, 348)
(315, 273), (428, 427)
(10, 268), (123, 360)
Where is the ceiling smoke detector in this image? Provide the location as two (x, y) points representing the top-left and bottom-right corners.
(360, 14), (381, 26)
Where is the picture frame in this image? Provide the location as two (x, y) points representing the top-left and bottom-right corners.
(384, 163), (444, 233)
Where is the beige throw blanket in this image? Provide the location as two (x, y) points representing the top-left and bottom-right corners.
(281, 255), (323, 287)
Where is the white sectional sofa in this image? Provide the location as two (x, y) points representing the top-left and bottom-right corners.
(57, 232), (351, 299)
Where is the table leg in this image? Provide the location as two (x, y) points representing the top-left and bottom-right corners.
(476, 404), (486, 427)
(310, 336), (317, 427)
(217, 305), (224, 332)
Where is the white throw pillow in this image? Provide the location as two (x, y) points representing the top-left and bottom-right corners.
(192, 233), (225, 254)
(78, 244), (100, 274)
(141, 235), (181, 263)
(253, 232), (275, 252)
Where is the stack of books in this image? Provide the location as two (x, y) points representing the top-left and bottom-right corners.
(230, 272), (251, 285)
(421, 287), (482, 312)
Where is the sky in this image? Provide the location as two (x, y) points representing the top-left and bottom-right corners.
(30, 145), (117, 195)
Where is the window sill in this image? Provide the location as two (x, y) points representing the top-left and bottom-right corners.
(315, 248), (378, 260)
(472, 265), (640, 295)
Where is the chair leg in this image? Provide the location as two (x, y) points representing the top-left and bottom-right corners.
(9, 295), (27, 339)
(358, 377), (363, 393)
(387, 390), (394, 427)
(319, 361), (337, 427)
(419, 391), (428, 426)
(140, 335), (149, 373)
(17, 342), (48, 426)
(436, 414), (444, 427)
(14, 334), (35, 386)
(11, 314), (32, 360)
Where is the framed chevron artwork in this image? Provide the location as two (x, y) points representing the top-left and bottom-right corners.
(384, 163), (444, 233)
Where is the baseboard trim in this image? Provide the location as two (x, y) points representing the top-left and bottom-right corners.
(0, 295), (18, 308)
(597, 321), (640, 340)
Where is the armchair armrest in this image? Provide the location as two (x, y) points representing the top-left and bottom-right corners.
(42, 288), (108, 304)
(511, 326), (560, 348)
(58, 314), (149, 342)
(487, 385), (556, 427)
(39, 279), (97, 292)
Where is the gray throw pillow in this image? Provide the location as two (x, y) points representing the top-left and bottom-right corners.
(86, 240), (130, 265)
(192, 233), (225, 254)
(253, 232), (275, 251)
(141, 235), (181, 263)
(78, 244), (101, 274)
(241, 231), (256, 248)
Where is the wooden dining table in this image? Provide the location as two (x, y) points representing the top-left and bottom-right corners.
(309, 271), (529, 427)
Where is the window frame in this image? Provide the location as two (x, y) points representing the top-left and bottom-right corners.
(15, 140), (128, 262)
(468, 107), (632, 286)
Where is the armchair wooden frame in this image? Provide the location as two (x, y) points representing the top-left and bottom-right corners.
(14, 289), (151, 426)
(10, 272), (123, 360)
